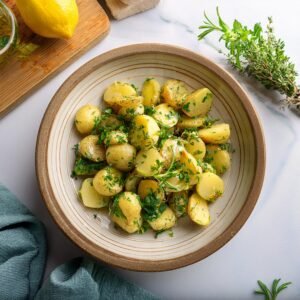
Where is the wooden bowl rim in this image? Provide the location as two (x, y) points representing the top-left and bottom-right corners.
(36, 43), (265, 272)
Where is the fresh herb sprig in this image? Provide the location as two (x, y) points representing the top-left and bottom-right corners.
(255, 279), (291, 300)
(198, 8), (300, 111)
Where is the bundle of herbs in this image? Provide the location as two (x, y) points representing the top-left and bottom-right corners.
(198, 8), (300, 111)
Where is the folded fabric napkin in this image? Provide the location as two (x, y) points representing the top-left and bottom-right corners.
(0, 184), (159, 300)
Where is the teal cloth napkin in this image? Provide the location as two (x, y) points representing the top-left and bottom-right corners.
(0, 184), (158, 300)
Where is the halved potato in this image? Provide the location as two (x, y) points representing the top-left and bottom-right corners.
(106, 144), (136, 172)
(199, 162), (216, 174)
(148, 207), (176, 231)
(169, 191), (188, 218)
(205, 145), (231, 174)
(196, 172), (224, 201)
(182, 88), (213, 117)
(164, 174), (190, 192)
(116, 96), (143, 108)
(79, 135), (105, 162)
(103, 82), (137, 106)
(104, 130), (128, 146)
(93, 167), (124, 196)
(79, 178), (110, 208)
(138, 179), (165, 202)
(198, 123), (230, 144)
(179, 150), (202, 185)
(177, 115), (206, 129)
(75, 104), (101, 135)
(152, 103), (179, 128)
(184, 133), (206, 161)
(135, 148), (164, 177)
(142, 78), (161, 106)
(129, 115), (160, 149)
(160, 138), (184, 169)
(110, 192), (142, 233)
(161, 79), (189, 109)
(118, 104), (144, 120)
(188, 193), (210, 226)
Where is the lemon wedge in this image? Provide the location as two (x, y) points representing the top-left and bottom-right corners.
(16, 0), (79, 39)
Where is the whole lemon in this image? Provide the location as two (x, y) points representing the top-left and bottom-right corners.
(15, 0), (79, 39)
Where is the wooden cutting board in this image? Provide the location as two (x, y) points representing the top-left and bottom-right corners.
(0, 0), (110, 118)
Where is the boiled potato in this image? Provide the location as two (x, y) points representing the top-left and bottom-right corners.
(198, 123), (230, 144)
(148, 207), (176, 231)
(160, 138), (184, 169)
(152, 103), (179, 128)
(205, 145), (231, 174)
(169, 191), (188, 218)
(104, 130), (128, 146)
(164, 174), (190, 192)
(118, 104), (144, 120)
(161, 79), (189, 109)
(138, 180), (165, 202)
(184, 133), (206, 161)
(182, 88), (213, 117)
(99, 114), (123, 130)
(179, 150), (202, 185)
(110, 192), (142, 233)
(106, 144), (136, 172)
(75, 104), (101, 134)
(135, 148), (164, 177)
(103, 82), (137, 106)
(125, 172), (141, 192)
(129, 115), (160, 149)
(142, 78), (161, 106)
(177, 115), (205, 129)
(196, 172), (224, 201)
(93, 167), (124, 196)
(79, 135), (105, 162)
(79, 178), (110, 208)
(188, 193), (210, 226)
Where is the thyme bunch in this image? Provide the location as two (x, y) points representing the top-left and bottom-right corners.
(198, 8), (300, 111)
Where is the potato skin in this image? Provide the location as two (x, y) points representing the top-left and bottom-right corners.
(110, 192), (142, 233)
(118, 104), (144, 120)
(125, 172), (141, 193)
(99, 114), (123, 130)
(142, 78), (161, 106)
(205, 145), (231, 174)
(177, 115), (205, 129)
(79, 178), (110, 208)
(182, 88), (213, 117)
(93, 167), (124, 196)
(135, 148), (164, 177)
(138, 180), (165, 202)
(129, 115), (160, 149)
(169, 191), (188, 218)
(106, 144), (136, 172)
(79, 135), (106, 162)
(148, 207), (176, 231)
(161, 79), (189, 109)
(179, 150), (202, 185)
(75, 104), (100, 134)
(153, 103), (179, 128)
(188, 193), (210, 226)
(196, 172), (224, 201)
(198, 123), (230, 144)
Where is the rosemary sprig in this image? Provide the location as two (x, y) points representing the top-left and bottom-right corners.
(198, 8), (300, 111)
(255, 279), (291, 300)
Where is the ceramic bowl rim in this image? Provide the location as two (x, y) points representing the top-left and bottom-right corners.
(36, 43), (266, 272)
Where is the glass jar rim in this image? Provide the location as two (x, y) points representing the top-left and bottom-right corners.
(0, 1), (17, 55)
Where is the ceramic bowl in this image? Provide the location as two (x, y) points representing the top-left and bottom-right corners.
(36, 44), (265, 271)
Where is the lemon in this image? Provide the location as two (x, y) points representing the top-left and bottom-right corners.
(15, 0), (79, 39)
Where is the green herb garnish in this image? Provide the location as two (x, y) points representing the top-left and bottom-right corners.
(255, 279), (291, 300)
(198, 8), (300, 111)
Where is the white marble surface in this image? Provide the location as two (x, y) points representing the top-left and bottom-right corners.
(1, 0), (300, 299)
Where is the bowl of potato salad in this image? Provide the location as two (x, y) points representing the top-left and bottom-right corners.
(36, 44), (265, 271)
